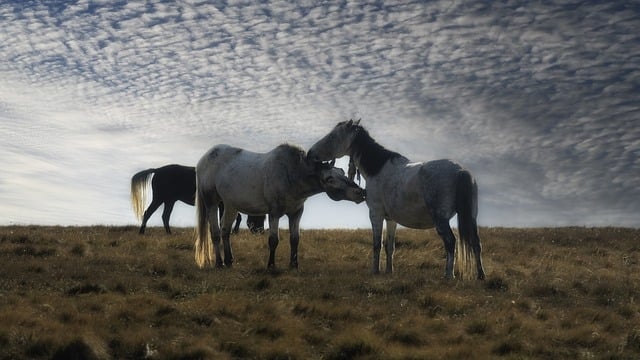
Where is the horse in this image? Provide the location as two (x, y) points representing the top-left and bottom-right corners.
(194, 143), (366, 269)
(308, 120), (485, 280)
(131, 164), (265, 234)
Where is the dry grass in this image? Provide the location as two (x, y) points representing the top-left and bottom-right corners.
(0, 225), (639, 359)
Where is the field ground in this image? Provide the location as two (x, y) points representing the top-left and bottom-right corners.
(0, 226), (639, 359)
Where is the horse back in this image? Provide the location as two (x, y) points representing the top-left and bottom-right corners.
(152, 164), (196, 205)
(418, 159), (463, 190)
(417, 159), (463, 216)
(197, 145), (270, 214)
(369, 159), (461, 228)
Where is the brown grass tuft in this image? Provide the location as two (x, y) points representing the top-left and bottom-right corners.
(0, 226), (639, 359)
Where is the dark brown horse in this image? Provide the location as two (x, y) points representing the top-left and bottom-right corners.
(131, 164), (265, 234)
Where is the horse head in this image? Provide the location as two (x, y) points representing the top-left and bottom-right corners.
(315, 161), (366, 204)
(307, 119), (361, 164)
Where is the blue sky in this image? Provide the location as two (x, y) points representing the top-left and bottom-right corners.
(1, 1), (639, 228)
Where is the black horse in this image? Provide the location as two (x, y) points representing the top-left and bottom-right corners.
(131, 164), (265, 234)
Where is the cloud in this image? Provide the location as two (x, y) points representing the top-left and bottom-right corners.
(0, 0), (639, 227)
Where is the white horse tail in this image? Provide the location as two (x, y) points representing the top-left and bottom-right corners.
(131, 168), (155, 221)
(455, 169), (479, 280)
(194, 175), (213, 268)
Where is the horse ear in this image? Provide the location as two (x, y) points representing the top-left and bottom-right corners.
(354, 118), (361, 126)
(346, 119), (353, 126)
(329, 159), (336, 167)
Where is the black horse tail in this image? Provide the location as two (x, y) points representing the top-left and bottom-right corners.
(194, 172), (213, 268)
(131, 168), (156, 221)
(455, 169), (480, 280)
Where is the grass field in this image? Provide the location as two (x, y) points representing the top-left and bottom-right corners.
(0, 225), (639, 359)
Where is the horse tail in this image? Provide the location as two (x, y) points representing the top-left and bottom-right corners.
(455, 169), (479, 280)
(194, 172), (213, 268)
(131, 168), (155, 221)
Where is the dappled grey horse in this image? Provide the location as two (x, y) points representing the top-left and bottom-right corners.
(308, 120), (485, 279)
(131, 164), (265, 234)
(194, 144), (366, 269)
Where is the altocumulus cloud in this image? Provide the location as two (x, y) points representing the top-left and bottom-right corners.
(0, 1), (638, 227)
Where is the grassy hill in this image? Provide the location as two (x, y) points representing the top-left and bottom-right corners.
(0, 226), (639, 359)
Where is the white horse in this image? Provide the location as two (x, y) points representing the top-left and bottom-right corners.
(194, 143), (366, 270)
(308, 120), (485, 279)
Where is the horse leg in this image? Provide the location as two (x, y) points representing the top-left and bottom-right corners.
(470, 182), (486, 280)
(207, 206), (224, 268)
(232, 214), (241, 234)
(369, 211), (384, 274)
(470, 219), (486, 280)
(220, 207), (238, 267)
(161, 201), (175, 234)
(385, 220), (397, 274)
(267, 215), (281, 269)
(139, 199), (162, 234)
(435, 217), (457, 279)
(287, 207), (304, 269)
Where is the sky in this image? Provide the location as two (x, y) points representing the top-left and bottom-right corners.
(1, 0), (639, 229)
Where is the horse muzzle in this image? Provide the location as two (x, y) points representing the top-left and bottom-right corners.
(328, 187), (365, 203)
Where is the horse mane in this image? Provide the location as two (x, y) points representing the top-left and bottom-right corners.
(274, 143), (312, 185)
(275, 143), (306, 162)
(350, 125), (401, 177)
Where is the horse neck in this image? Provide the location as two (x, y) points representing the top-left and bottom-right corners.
(349, 129), (404, 179)
(283, 163), (324, 200)
(295, 174), (324, 198)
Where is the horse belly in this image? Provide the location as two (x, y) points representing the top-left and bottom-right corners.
(234, 202), (268, 216)
(388, 204), (434, 229)
(216, 170), (267, 215)
(382, 169), (435, 229)
(218, 183), (267, 214)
